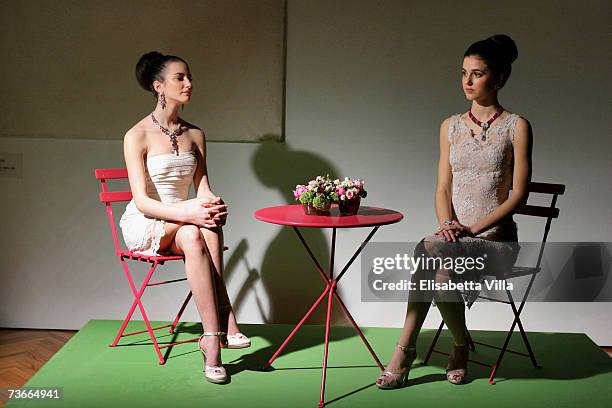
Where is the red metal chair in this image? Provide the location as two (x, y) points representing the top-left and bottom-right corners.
(423, 181), (566, 384)
(95, 168), (198, 364)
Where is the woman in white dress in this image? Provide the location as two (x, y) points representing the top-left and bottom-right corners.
(376, 35), (532, 388)
(120, 51), (249, 384)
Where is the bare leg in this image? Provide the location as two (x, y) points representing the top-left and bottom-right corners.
(433, 268), (469, 383)
(381, 241), (437, 375)
(377, 239), (470, 387)
(159, 221), (183, 252)
(170, 225), (222, 366)
(383, 266), (433, 374)
(433, 269), (468, 346)
(200, 227), (241, 336)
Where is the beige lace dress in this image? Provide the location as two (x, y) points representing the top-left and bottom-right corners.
(120, 151), (197, 255)
(423, 113), (521, 306)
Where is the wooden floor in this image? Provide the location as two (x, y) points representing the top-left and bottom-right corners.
(0, 328), (610, 406)
(0, 329), (76, 406)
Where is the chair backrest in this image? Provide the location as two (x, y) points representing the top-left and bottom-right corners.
(515, 181), (565, 269)
(95, 168), (132, 253)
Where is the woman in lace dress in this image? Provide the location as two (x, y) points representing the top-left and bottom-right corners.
(120, 52), (249, 384)
(376, 35), (532, 388)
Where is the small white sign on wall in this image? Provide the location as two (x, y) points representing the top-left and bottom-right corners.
(0, 152), (23, 178)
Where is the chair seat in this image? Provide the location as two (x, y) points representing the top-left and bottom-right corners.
(507, 265), (541, 278)
(506, 266), (542, 278)
(482, 265), (541, 279)
(116, 250), (185, 263)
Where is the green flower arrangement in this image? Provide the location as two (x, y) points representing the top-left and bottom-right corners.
(293, 175), (339, 211)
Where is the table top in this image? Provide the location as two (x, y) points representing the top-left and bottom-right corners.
(254, 204), (403, 228)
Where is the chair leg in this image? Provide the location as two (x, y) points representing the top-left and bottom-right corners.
(111, 258), (143, 347)
(114, 259), (166, 364)
(423, 320), (445, 364)
(489, 289), (527, 384)
(508, 289), (540, 368)
(515, 318), (539, 367)
(488, 318), (517, 385)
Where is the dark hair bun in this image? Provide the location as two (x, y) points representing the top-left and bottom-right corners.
(135, 51), (165, 93)
(488, 34), (518, 64)
(464, 34), (518, 87)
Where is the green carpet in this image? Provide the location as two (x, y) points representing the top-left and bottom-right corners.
(7, 320), (612, 408)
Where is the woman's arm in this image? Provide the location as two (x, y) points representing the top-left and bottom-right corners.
(124, 129), (217, 226)
(434, 118), (459, 241)
(191, 129), (227, 226)
(467, 117), (533, 236)
(192, 129), (215, 199)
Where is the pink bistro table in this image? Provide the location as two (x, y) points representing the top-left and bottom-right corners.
(254, 204), (404, 407)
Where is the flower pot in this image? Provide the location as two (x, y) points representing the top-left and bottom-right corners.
(339, 197), (361, 216)
(303, 204), (331, 216)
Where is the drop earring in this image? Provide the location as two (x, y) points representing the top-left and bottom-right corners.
(159, 92), (167, 109)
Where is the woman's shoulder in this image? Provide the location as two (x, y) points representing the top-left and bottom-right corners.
(179, 118), (201, 131)
(503, 111), (529, 126)
(124, 116), (151, 140)
(123, 117), (154, 156)
(178, 118), (202, 136)
(439, 114), (463, 143)
(441, 113), (466, 131)
(502, 110), (530, 125)
(441, 113), (462, 126)
(513, 114), (530, 129)
(501, 111), (531, 143)
(512, 114), (532, 143)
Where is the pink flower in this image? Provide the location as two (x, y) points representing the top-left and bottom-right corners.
(293, 185), (307, 199)
(347, 190), (355, 200)
(337, 186), (346, 196)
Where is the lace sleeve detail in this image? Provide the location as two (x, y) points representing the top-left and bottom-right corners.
(447, 114), (460, 144)
(507, 114), (520, 143)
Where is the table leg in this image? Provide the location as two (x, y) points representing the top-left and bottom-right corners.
(266, 225), (385, 407)
(264, 284), (331, 369)
(332, 291), (384, 370)
(293, 226), (331, 283)
(319, 280), (336, 408)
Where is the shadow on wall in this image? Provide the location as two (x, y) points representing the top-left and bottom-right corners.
(223, 238), (262, 316)
(251, 141), (348, 325)
(535, 243), (611, 301)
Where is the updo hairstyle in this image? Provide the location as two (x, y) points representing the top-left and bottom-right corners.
(464, 35), (518, 88)
(135, 51), (188, 95)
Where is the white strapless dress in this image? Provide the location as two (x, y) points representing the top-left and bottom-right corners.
(120, 151), (197, 255)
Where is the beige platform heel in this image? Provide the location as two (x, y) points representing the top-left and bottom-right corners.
(199, 332), (228, 384)
(446, 344), (469, 384)
(376, 344), (417, 389)
(218, 304), (251, 349)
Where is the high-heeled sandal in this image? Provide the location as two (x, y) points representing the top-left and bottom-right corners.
(218, 304), (251, 349)
(199, 332), (228, 384)
(446, 343), (469, 384)
(226, 332), (251, 349)
(376, 344), (417, 389)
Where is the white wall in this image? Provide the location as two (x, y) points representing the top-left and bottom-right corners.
(0, 0), (284, 142)
(1, 0), (611, 344)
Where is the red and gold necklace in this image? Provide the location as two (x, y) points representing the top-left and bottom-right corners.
(468, 106), (504, 141)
